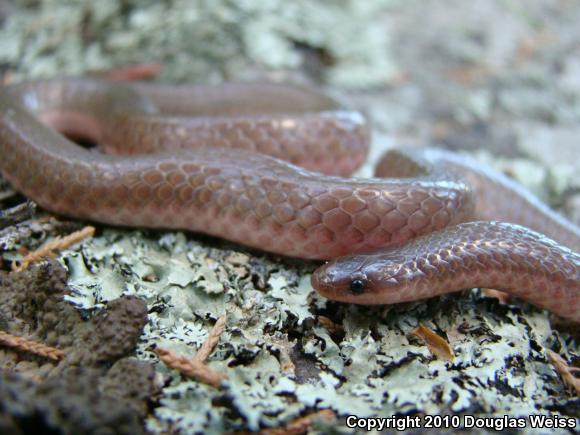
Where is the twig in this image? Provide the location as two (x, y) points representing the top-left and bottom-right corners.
(154, 347), (227, 388)
(260, 409), (336, 435)
(155, 316), (228, 388)
(0, 202), (35, 228)
(0, 217), (77, 251)
(547, 351), (580, 395)
(0, 188), (17, 202)
(11, 225), (95, 271)
(0, 330), (65, 361)
(193, 316), (227, 364)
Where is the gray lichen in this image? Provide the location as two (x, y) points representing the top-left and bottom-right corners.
(54, 229), (579, 433)
(0, 0), (398, 87)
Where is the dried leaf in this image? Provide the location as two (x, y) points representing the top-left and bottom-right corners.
(410, 324), (454, 361)
(482, 288), (511, 304)
(318, 316), (344, 334)
(547, 351), (580, 395)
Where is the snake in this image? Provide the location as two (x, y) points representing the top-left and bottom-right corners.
(0, 79), (578, 322)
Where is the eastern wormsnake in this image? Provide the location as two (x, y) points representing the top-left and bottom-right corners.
(0, 79), (578, 321)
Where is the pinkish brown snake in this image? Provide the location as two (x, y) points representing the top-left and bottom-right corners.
(0, 79), (578, 322)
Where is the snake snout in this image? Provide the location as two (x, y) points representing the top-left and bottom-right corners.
(310, 265), (334, 296)
(311, 259), (366, 302)
(310, 262), (350, 299)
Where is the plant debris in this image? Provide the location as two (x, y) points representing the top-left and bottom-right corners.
(410, 324), (455, 361)
(258, 409), (336, 435)
(11, 225), (95, 272)
(547, 351), (580, 396)
(154, 315), (228, 388)
(154, 347), (227, 389)
(0, 331), (64, 361)
(0, 202), (35, 229)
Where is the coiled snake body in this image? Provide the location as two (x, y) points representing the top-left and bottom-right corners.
(0, 79), (578, 321)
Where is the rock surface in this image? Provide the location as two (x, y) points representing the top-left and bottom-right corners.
(0, 1), (578, 433)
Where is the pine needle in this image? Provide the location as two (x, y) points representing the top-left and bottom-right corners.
(12, 226), (95, 272)
(155, 315), (228, 388)
(154, 347), (227, 388)
(260, 409), (335, 435)
(0, 330), (65, 361)
(193, 316), (226, 364)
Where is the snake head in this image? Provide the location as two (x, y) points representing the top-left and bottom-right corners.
(311, 253), (407, 305)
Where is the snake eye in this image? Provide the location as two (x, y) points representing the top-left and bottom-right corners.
(349, 279), (366, 295)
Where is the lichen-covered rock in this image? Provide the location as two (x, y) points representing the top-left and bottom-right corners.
(0, 367), (148, 435)
(0, 255), (148, 372)
(88, 296), (148, 363)
(1, 0), (580, 433)
(0, 258), (155, 433)
(56, 296), (149, 369)
(0, 371), (36, 435)
(0, 258), (67, 317)
(0, 0), (397, 88)
(0, 259), (80, 349)
(101, 358), (161, 418)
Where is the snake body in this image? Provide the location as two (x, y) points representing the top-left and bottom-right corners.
(313, 221), (579, 322)
(0, 79), (578, 321)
